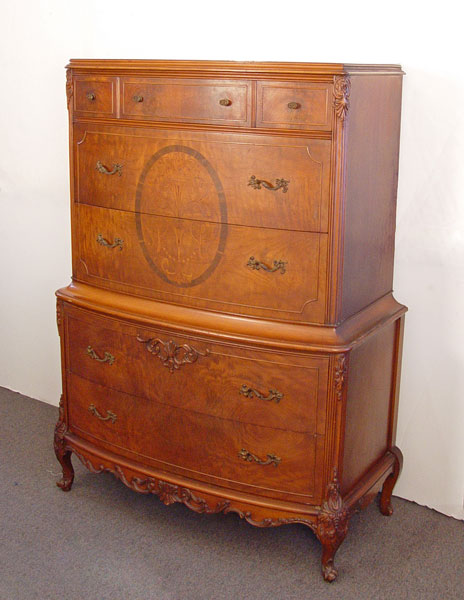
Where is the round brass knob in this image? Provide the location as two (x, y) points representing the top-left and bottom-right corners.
(132, 95), (144, 103)
(287, 102), (301, 110)
(219, 98), (232, 106)
(86, 92), (96, 101)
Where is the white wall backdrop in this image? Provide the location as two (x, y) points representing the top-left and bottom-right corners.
(1, 0), (463, 519)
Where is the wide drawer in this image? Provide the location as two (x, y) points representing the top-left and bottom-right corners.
(67, 373), (321, 501)
(74, 204), (328, 322)
(75, 125), (331, 233)
(120, 77), (252, 126)
(64, 307), (329, 434)
(257, 81), (333, 131)
(73, 76), (117, 118)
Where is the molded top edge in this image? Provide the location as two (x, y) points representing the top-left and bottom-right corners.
(66, 59), (403, 76)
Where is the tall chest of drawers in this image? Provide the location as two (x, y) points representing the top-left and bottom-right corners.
(55, 60), (407, 582)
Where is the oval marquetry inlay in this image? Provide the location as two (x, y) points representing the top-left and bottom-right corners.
(135, 145), (228, 287)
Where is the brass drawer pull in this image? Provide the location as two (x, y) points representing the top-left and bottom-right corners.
(238, 449), (281, 467)
(219, 98), (232, 106)
(96, 233), (124, 250)
(248, 175), (289, 193)
(95, 160), (123, 176)
(137, 336), (209, 373)
(287, 101), (301, 109)
(89, 404), (117, 424)
(247, 256), (287, 274)
(239, 384), (283, 403)
(86, 345), (115, 365)
(132, 94), (144, 103)
(86, 92), (96, 101)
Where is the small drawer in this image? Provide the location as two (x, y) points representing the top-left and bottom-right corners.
(74, 204), (328, 323)
(120, 77), (252, 126)
(257, 81), (333, 131)
(67, 373), (321, 501)
(73, 76), (117, 118)
(64, 308), (329, 435)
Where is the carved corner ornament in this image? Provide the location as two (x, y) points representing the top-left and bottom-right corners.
(66, 69), (73, 109)
(334, 353), (349, 401)
(333, 76), (351, 122)
(316, 468), (350, 582)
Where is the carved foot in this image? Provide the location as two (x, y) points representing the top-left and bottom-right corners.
(54, 419), (74, 492)
(379, 447), (403, 516)
(56, 449), (74, 491)
(316, 468), (350, 582)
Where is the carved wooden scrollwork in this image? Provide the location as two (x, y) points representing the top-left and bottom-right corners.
(333, 76), (351, 122)
(66, 69), (73, 109)
(334, 354), (348, 401)
(136, 335), (209, 373)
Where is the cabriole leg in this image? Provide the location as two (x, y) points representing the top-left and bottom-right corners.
(379, 447), (403, 516)
(54, 421), (74, 492)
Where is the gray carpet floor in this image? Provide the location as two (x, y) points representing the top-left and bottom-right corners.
(0, 386), (463, 600)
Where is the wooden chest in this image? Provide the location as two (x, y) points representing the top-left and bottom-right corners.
(55, 60), (406, 582)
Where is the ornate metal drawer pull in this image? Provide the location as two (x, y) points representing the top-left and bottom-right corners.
(239, 384), (283, 403)
(89, 404), (117, 424)
(219, 98), (232, 106)
(86, 92), (96, 101)
(248, 175), (289, 193)
(238, 449), (281, 467)
(86, 345), (115, 365)
(136, 336), (209, 373)
(287, 101), (301, 109)
(96, 233), (124, 250)
(95, 160), (123, 176)
(247, 256), (287, 274)
(132, 94), (144, 103)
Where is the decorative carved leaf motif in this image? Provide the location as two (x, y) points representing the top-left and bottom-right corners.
(333, 76), (351, 121)
(136, 335), (209, 373)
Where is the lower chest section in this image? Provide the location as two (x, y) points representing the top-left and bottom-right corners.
(62, 304), (332, 504)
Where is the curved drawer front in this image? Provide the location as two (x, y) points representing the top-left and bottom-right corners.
(75, 126), (331, 233)
(121, 77), (252, 126)
(67, 373), (321, 501)
(65, 309), (329, 435)
(74, 204), (327, 322)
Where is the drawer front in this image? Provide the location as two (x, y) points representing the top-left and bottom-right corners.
(75, 126), (331, 233)
(74, 204), (328, 322)
(121, 78), (252, 126)
(65, 310), (329, 434)
(257, 81), (333, 131)
(67, 373), (320, 501)
(73, 76), (117, 118)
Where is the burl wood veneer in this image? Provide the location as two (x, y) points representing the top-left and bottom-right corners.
(55, 60), (406, 582)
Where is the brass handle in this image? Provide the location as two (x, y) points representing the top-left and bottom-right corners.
(95, 161), (123, 176)
(86, 92), (96, 101)
(247, 257), (287, 274)
(219, 98), (232, 106)
(238, 449), (281, 467)
(97, 233), (124, 250)
(86, 345), (115, 365)
(287, 101), (301, 109)
(132, 94), (144, 103)
(239, 384), (283, 403)
(248, 176), (289, 193)
(89, 404), (117, 424)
